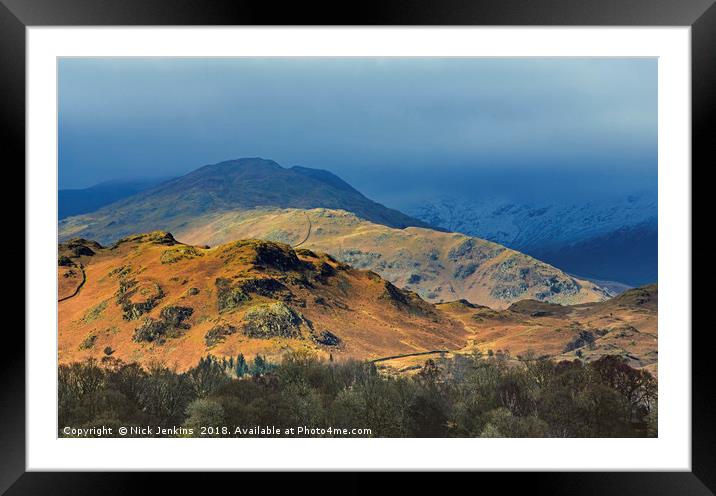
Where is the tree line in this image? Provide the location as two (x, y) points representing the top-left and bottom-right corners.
(58, 351), (657, 438)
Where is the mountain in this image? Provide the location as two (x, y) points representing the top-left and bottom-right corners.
(59, 158), (430, 243)
(407, 194), (657, 287)
(58, 178), (170, 220)
(59, 158), (611, 309)
(58, 234), (655, 373)
(58, 233), (468, 370)
(173, 208), (610, 309)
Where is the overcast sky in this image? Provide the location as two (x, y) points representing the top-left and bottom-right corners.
(58, 57), (657, 206)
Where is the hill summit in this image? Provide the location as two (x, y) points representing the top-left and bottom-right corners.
(59, 158), (429, 244)
(58, 232), (467, 369)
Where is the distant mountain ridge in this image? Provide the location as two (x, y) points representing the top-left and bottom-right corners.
(59, 158), (430, 244)
(408, 195), (657, 286)
(58, 178), (169, 220)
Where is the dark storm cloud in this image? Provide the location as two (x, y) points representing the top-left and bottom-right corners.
(58, 57), (656, 205)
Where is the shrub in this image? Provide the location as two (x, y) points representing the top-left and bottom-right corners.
(79, 333), (97, 350)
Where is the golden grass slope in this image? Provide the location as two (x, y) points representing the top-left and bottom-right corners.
(58, 233), (469, 370)
(174, 208), (610, 309)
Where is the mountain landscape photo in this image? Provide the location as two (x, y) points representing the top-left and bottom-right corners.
(56, 57), (658, 438)
(60, 158), (610, 309)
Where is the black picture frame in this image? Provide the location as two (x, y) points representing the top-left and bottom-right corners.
(3, 0), (714, 493)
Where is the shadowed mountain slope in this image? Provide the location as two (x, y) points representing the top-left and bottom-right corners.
(59, 158), (430, 243)
(59, 178), (169, 220)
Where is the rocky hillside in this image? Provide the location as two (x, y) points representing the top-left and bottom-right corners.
(58, 233), (468, 370)
(174, 208), (610, 309)
(58, 158), (429, 244)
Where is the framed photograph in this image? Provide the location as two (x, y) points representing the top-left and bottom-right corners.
(4, 0), (714, 491)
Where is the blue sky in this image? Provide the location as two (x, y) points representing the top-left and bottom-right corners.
(58, 57), (657, 206)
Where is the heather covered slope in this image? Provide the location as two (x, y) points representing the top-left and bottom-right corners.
(175, 208), (610, 309)
(58, 233), (468, 370)
(58, 158), (429, 243)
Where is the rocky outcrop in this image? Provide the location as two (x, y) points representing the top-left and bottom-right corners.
(114, 231), (178, 247)
(160, 245), (204, 264)
(160, 306), (194, 328)
(115, 279), (165, 321)
(205, 322), (237, 347)
(315, 330), (340, 346)
(132, 305), (193, 343)
(59, 238), (103, 260)
(242, 302), (312, 339)
(215, 276), (294, 313)
(507, 299), (572, 317)
(215, 278), (251, 312)
(218, 239), (307, 272)
(379, 281), (435, 317)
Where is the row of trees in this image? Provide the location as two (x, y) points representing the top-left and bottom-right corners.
(58, 351), (657, 438)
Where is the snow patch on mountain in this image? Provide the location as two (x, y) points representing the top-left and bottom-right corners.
(408, 193), (656, 252)
(407, 193), (657, 287)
